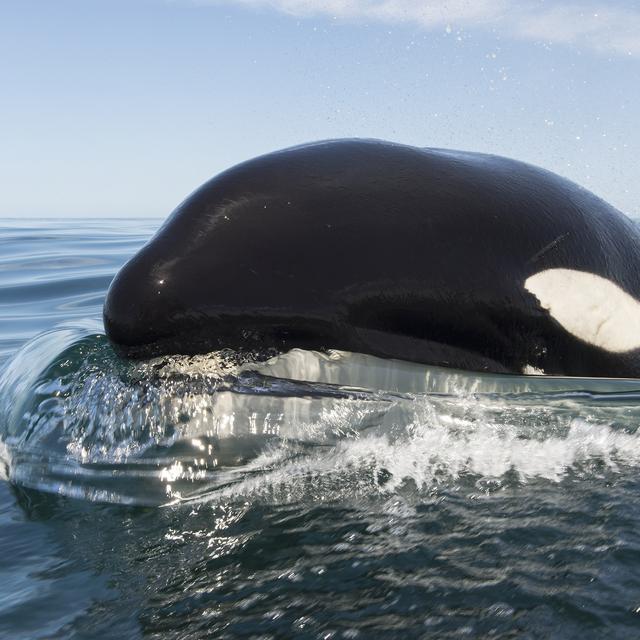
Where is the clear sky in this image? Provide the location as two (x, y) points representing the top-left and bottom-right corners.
(1, 0), (639, 218)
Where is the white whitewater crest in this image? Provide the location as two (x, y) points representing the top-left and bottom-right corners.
(1, 319), (640, 506)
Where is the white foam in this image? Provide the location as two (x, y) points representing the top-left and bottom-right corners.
(179, 393), (640, 506)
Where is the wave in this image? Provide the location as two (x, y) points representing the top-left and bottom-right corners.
(1, 320), (640, 506)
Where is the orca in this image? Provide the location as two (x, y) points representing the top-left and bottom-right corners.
(103, 139), (640, 377)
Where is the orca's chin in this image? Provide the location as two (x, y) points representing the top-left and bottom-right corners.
(104, 318), (285, 361)
(104, 320), (219, 360)
(107, 338), (170, 360)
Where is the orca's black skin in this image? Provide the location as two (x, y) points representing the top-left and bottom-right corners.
(104, 139), (640, 377)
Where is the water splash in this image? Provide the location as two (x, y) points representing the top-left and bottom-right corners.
(2, 320), (640, 506)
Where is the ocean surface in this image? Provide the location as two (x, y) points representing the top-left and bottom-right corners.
(2, 219), (640, 638)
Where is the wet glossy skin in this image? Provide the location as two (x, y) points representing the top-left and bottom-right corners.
(103, 139), (640, 376)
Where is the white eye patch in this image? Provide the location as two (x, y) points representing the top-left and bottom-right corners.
(525, 269), (640, 353)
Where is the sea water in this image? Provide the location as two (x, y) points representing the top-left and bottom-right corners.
(2, 219), (640, 638)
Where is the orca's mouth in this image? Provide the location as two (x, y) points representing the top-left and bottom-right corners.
(103, 307), (324, 361)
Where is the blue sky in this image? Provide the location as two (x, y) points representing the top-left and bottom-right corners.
(1, 0), (638, 217)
